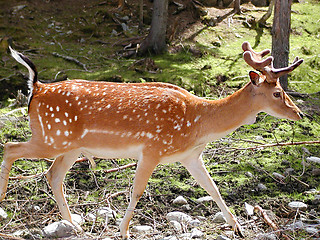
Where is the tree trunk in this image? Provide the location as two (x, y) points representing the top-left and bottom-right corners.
(271, 0), (292, 90)
(139, 0), (168, 55)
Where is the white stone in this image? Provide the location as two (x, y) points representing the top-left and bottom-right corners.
(212, 212), (226, 223)
(87, 213), (96, 221)
(272, 172), (285, 180)
(216, 236), (231, 240)
(191, 228), (203, 238)
(196, 196), (213, 203)
(71, 213), (84, 225)
(306, 156), (320, 164)
(0, 207), (8, 219)
(306, 227), (318, 235)
(170, 220), (182, 231)
(288, 201), (308, 211)
(131, 225), (153, 233)
(97, 207), (115, 218)
(166, 211), (192, 223)
(244, 202), (254, 216)
(43, 220), (75, 238)
(257, 183), (267, 191)
(189, 219), (201, 227)
(173, 196), (188, 205)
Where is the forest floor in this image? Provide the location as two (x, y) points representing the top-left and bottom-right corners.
(0, 0), (320, 239)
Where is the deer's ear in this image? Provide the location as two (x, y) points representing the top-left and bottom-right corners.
(249, 71), (262, 86)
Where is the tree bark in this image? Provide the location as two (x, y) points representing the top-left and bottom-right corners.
(139, 0), (168, 55)
(271, 0), (292, 90)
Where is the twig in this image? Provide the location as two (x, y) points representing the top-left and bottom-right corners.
(52, 52), (88, 71)
(254, 205), (291, 240)
(0, 233), (25, 240)
(219, 140), (320, 152)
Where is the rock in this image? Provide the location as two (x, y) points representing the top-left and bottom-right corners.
(43, 220), (76, 238)
(257, 233), (277, 240)
(257, 183), (268, 191)
(87, 213), (96, 221)
(12, 5), (27, 12)
(312, 195), (320, 205)
(272, 172), (285, 180)
(189, 219), (201, 227)
(306, 156), (320, 164)
(301, 147), (311, 155)
(311, 168), (320, 176)
(166, 211), (192, 223)
(245, 171), (254, 178)
(0, 207), (8, 219)
(286, 220), (304, 230)
(173, 196), (188, 205)
(182, 204), (191, 211)
(216, 235), (231, 240)
(131, 225), (153, 233)
(212, 212), (226, 223)
(196, 196), (213, 203)
(97, 207), (115, 218)
(170, 220), (182, 231)
(284, 168), (295, 175)
(305, 226), (318, 235)
(244, 202), (254, 216)
(71, 213), (84, 225)
(191, 228), (203, 238)
(288, 201), (308, 211)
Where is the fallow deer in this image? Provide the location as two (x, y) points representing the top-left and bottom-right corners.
(0, 42), (303, 238)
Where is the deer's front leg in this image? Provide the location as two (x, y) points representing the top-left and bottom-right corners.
(182, 155), (244, 237)
(119, 156), (158, 239)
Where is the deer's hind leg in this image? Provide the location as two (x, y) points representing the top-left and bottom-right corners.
(46, 149), (81, 223)
(0, 141), (59, 202)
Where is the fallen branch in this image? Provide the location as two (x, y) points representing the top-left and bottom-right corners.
(52, 52), (88, 71)
(0, 232), (24, 240)
(220, 140), (320, 152)
(254, 205), (291, 240)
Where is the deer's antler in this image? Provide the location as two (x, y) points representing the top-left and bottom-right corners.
(242, 41), (304, 83)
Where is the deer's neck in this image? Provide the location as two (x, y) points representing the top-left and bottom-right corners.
(198, 83), (259, 142)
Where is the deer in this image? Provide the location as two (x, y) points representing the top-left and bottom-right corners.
(0, 42), (303, 238)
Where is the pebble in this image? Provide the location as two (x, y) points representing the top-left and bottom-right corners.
(191, 228), (203, 238)
(216, 235), (231, 240)
(272, 172), (285, 180)
(306, 156), (320, 164)
(0, 207), (8, 219)
(212, 212), (226, 223)
(173, 196), (188, 205)
(71, 213), (84, 225)
(97, 207), (115, 218)
(170, 220), (182, 232)
(43, 220), (76, 238)
(244, 202), (254, 216)
(86, 213), (96, 221)
(288, 201), (308, 211)
(312, 195), (320, 205)
(196, 196), (213, 203)
(257, 183), (268, 191)
(245, 171), (254, 178)
(305, 226), (319, 235)
(189, 219), (201, 227)
(257, 233), (277, 240)
(166, 211), (192, 223)
(131, 225), (153, 233)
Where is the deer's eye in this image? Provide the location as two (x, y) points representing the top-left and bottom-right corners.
(273, 92), (281, 98)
